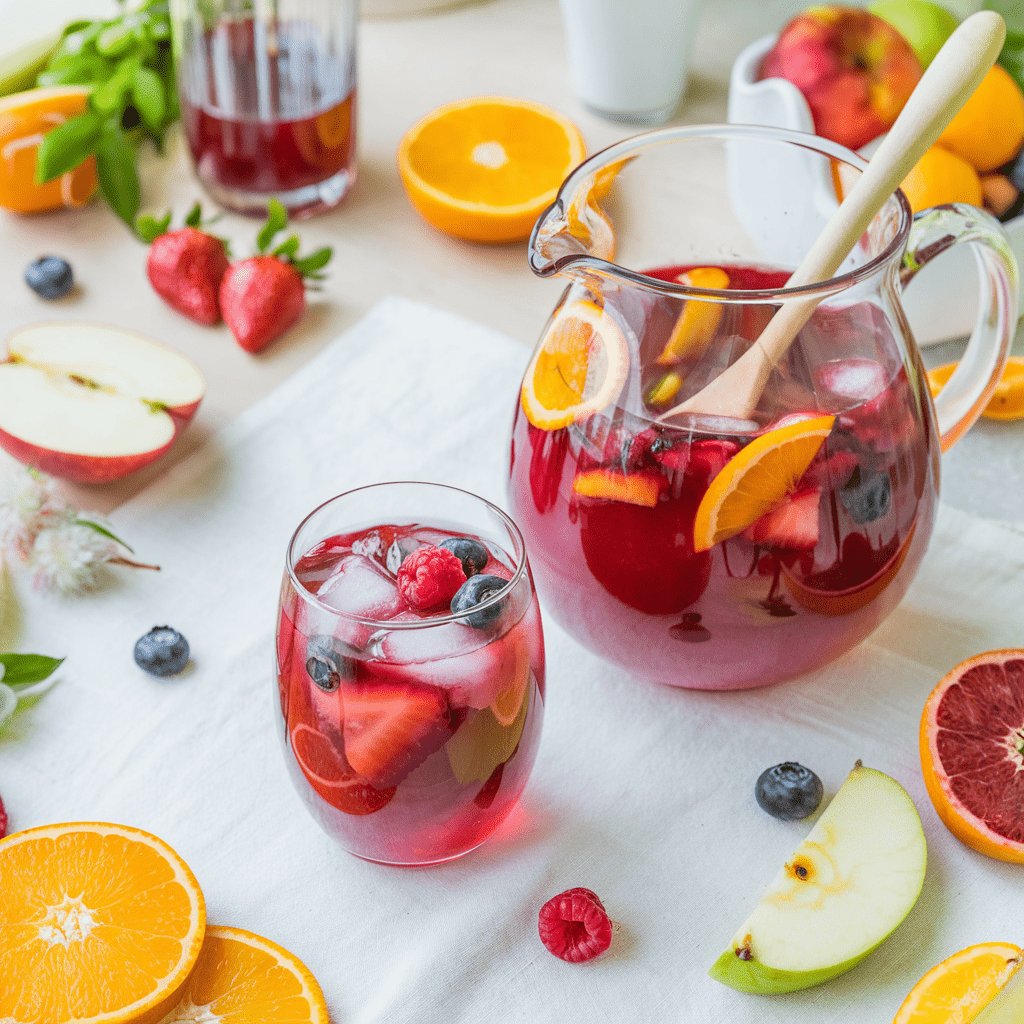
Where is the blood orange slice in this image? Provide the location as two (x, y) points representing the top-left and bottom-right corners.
(290, 723), (395, 816)
(920, 650), (1024, 863)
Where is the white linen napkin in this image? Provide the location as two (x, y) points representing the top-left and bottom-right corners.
(1, 296), (1022, 1023)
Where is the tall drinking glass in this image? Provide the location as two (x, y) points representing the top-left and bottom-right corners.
(276, 482), (545, 865)
(171, 0), (357, 218)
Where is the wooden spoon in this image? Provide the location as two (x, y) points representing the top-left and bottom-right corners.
(658, 10), (1007, 423)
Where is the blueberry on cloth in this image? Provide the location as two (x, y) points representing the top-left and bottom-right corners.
(439, 536), (489, 577)
(840, 467), (891, 524)
(450, 574), (508, 629)
(134, 626), (190, 677)
(755, 762), (824, 821)
(25, 256), (74, 299)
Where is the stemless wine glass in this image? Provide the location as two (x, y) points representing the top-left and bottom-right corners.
(276, 482), (545, 865)
(171, 0), (358, 217)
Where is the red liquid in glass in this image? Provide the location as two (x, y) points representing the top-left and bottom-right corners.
(276, 522), (544, 864)
(508, 263), (937, 690)
(179, 18), (356, 196)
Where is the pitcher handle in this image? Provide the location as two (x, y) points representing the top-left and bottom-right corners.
(900, 203), (1019, 452)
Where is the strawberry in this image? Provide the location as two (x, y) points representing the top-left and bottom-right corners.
(341, 680), (452, 788)
(138, 205), (229, 325)
(219, 198), (332, 353)
(743, 488), (822, 549)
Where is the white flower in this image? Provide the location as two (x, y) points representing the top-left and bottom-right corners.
(0, 469), (68, 560)
(29, 521), (120, 595)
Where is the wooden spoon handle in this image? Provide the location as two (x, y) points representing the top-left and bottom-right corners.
(660, 10), (1007, 422)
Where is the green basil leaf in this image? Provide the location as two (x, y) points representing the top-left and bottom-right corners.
(132, 65), (165, 134)
(96, 120), (140, 228)
(38, 54), (113, 87)
(158, 52), (179, 124)
(0, 654), (64, 687)
(96, 22), (137, 58)
(293, 246), (333, 276)
(34, 111), (102, 184)
(257, 197), (289, 253)
(91, 57), (139, 115)
(54, 23), (103, 61)
(184, 202), (203, 227)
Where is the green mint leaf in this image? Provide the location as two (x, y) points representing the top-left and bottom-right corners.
(293, 246), (333, 276)
(184, 202), (203, 227)
(34, 110), (102, 184)
(0, 654), (65, 687)
(272, 234), (300, 258)
(75, 518), (134, 553)
(96, 22), (137, 58)
(39, 53), (114, 88)
(256, 198), (288, 253)
(91, 57), (139, 116)
(135, 211), (170, 241)
(96, 120), (140, 228)
(132, 64), (165, 135)
(53, 23), (103, 61)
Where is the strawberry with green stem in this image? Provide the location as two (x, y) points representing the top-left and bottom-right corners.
(219, 199), (332, 353)
(138, 202), (230, 326)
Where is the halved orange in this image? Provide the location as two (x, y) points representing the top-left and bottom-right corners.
(928, 357), (1024, 421)
(0, 86), (98, 213)
(521, 298), (630, 430)
(0, 821), (205, 1024)
(920, 649), (1024, 863)
(397, 95), (585, 243)
(163, 925), (330, 1023)
(692, 415), (835, 552)
(893, 942), (1023, 1024)
(656, 266), (732, 366)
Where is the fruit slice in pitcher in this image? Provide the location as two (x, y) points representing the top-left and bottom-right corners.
(521, 299), (629, 430)
(655, 266), (730, 365)
(693, 416), (835, 551)
(290, 723), (395, 815)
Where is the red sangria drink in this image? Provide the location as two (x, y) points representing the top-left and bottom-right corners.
(173, 2), (357, 217)
(276, 483), (544, 865)
(509, 262), (938, 690)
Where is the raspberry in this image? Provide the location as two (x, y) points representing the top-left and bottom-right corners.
(397, 545), (466, 611)
(0, 793), (7, 839)
(538, 887), (613, 962)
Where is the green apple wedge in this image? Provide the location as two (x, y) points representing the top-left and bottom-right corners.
(709, 761), (927, 994)
(973, 958), (1024, 1024)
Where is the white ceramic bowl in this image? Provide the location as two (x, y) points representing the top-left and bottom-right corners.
(729, 34), (1024, 346)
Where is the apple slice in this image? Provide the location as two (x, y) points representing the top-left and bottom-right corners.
(0, 323), (205, 484)
(709, 761), (927, 994)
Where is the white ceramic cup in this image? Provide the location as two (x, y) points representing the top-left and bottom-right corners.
(559, 0), (703, 124)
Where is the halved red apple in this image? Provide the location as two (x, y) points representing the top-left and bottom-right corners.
(0, 322), (205, 484)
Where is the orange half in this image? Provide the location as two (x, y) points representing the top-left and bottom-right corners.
(928, 357), (1024, 421)
(692, 415), (835, 552)
(397, 95), (585, 243)
(0, 821), (205, 1024)
(164, 925), (330, 1023)
(893, 942), (1023, 1024)
(521, 298), (629, 430)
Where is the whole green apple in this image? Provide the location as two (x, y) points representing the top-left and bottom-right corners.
(869, 0), (960, 68)
(709, 762), (927, 994)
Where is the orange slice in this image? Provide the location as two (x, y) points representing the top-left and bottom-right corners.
(397, 96), (585, 243)
(920, 649), (1024, 863)
(0, 821), (205, 1024)
(521, 298), (629, 430)
(0, 86), (98, 213)
(656, 267), (731, 365)
(893, 942), (1023, 1024)
(692, 415), (835, 552)
(164, 925), (330, 1023)
(927, 357), (1024, 421)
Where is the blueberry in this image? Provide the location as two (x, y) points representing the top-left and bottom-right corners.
(134, 626), (189, 677)
(386, 536), (420, 575)
(24, 256), (74, 300)
(1004, 148), (1024, 192)
(439, 536), (489, 576)
(840, 467), (891, 524)
(305, 635), (356, 691)
(755, 762), (824, 821)
(450, 574), (508, 629)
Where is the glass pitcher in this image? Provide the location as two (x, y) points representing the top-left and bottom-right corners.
(508, 125), (1018, 691)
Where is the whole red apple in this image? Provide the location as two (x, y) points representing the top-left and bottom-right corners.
(760, 5), (922, 150)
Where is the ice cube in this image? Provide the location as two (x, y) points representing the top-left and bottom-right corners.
(816, 358), (887, 405)
(317, 555), (404, 620)
(380, 621), (486, 664)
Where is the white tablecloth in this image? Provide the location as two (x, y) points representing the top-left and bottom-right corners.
(1, 297), (1022, 1023)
